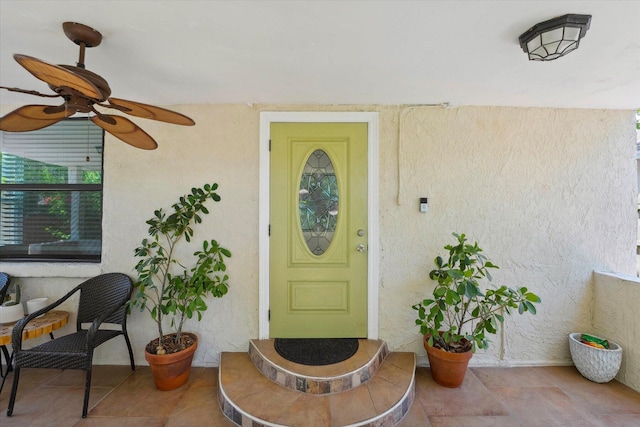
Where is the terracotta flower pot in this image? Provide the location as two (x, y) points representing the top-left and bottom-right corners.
(144, 332), (198, 391)
(423, 334), (473, 388)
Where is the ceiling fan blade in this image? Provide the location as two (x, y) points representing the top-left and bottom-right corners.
(14, 54), (103, 100)
(91, 114), (158, 150)
(0, 104), (70, 132)
(108, 98), (195, 126)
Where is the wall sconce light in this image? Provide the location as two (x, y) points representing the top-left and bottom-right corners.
(519, 14), (592, 61)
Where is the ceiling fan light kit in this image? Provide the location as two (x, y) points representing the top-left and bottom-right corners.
(0, 22), (195, 150)
(519, 14), (592, 61)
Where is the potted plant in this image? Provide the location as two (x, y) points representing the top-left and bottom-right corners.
(568, 333), (623, 383)
(0, 284), (24, 324)
(132, 182), (231, 390)
(412, 232), (541, 387)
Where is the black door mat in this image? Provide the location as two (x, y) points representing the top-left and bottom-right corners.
(274, 338), (359, 366)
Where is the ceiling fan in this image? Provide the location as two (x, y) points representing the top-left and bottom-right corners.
(0, 22), (195, 150)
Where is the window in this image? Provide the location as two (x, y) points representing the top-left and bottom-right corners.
(299, 149), (339, 256)
(0, 119), (104, 261)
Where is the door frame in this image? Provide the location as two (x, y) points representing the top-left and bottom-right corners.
(259, 112), (380, 339)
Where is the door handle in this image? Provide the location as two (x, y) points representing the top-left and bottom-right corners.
(356, 244), (366, 253)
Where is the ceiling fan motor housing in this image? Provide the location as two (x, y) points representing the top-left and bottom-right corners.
(57, 65), (112, 100)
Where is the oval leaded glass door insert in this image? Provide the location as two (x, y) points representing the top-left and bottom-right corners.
(299, 149), (338, 255)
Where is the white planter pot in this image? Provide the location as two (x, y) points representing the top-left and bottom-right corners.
(569, 332), (623, 383)
(0, 303), (25, 324)
(27, 297), (49, 317)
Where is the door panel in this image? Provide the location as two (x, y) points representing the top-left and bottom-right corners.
(270, 122), (368, 338)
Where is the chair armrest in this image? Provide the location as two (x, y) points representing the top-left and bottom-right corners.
(11, 285), (81, 350)
(85, 298), (129, 348)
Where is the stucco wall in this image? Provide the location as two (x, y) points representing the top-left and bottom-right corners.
(383, 106), (637, 368)
(593, 271), (640, 392)
(1, 105), (637, 370)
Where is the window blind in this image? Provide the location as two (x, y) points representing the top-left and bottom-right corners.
(0, 118), (104, 261)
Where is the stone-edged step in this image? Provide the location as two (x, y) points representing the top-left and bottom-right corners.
(218, 342), (416, 427)
(249, 339), (389, 394)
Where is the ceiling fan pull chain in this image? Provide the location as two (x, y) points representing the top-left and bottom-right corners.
(86, 115), (91, 162)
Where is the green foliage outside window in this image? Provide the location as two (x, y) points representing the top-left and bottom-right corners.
(11, 156), (102, 243)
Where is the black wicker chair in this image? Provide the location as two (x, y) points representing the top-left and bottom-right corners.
(0, 272), (9, 301)
(6, 273), (135, 418)
(0, 273), (11, 378)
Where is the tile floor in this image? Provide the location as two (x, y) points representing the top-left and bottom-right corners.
(0, 364), (638, 426)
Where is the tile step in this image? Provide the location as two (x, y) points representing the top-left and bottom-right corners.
(249, 339), (389, 394)
(218, 348), (416, 427)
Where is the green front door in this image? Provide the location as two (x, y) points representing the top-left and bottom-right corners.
(270, 122), (368, 338)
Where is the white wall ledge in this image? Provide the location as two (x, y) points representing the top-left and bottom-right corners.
(0, 262), (103, 278)
(594, 270), (640, 284)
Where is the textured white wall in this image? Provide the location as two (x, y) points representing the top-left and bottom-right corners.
(1, 105), (637, 372)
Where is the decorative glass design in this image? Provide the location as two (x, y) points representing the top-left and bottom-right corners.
(299, 150), (338, 255)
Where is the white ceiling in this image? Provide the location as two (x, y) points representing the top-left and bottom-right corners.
(1, 1), (639, 110)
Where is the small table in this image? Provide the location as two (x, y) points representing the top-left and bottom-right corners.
(0, 310), (70, 383)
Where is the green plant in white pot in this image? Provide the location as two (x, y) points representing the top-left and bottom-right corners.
(131, 182), (231, 390)
(0, 284), (24, 324)
(412, 232), (541, 387)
